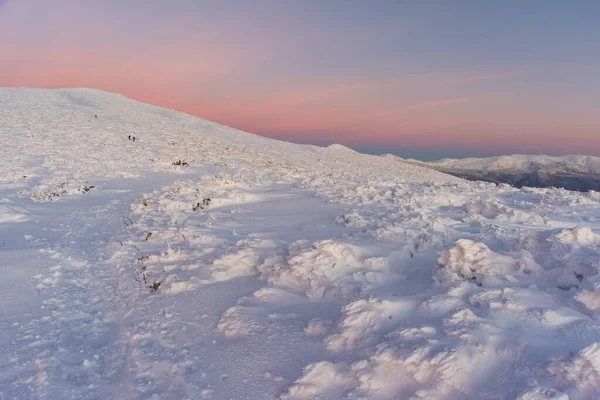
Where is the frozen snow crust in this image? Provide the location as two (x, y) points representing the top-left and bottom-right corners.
(3, 87), (600, 399)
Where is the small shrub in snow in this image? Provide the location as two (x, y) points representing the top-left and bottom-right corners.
(134, 268), (163, 292)
(413, 232), (433, 252)
(193, 198), (211, 211)
(335, 211), (367, 228)
(148, 280), (162, 292)
(30, 182), (96, 202)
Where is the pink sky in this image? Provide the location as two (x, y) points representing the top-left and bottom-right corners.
(1, 1), (599, 158)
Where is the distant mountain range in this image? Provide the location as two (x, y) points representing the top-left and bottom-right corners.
(384, 154), (600, 192)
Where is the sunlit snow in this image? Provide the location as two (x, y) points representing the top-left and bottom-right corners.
(2, 87), (600, 399)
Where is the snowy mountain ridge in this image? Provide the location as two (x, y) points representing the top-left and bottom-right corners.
(386, 153), (600, 191)
(3, 87), (600, 399)
(420, 153), (600, 172)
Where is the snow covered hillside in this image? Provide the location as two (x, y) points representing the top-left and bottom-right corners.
(391, 154), (600, 192)
(3, 87), (600, 399)
(417, 154), (600, 173)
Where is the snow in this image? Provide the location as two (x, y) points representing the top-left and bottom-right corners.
(2, 87), (600, 399)
(408, 154), (600, 174)
(393, 154), (600, 192)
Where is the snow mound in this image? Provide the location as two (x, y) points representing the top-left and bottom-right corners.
(436, 239), (536, 286)
(548, 343), (600, 398)
(325, 143), (357, 153)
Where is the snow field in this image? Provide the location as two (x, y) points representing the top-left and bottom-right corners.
(2, 87), (600, 399)
(112, 172), (600, 399)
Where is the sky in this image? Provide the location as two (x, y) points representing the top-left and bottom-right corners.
(1, 0), (599, 160)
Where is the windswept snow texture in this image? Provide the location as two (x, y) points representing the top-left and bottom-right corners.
(2, 88), (600, 399)
(391, 153), (600, 192)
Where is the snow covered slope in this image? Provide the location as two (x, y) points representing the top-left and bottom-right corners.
(392, 154), (600, 191)
(3, 87), (600, 399)
(420, 154), (600, 172)
(0, 87), (451, 201)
